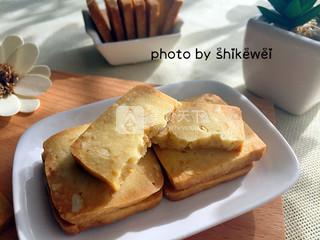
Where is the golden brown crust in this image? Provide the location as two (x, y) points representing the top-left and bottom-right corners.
(50, 191), (162, 234)
(104, 0), (126, 41)
(0, 193), (13, 232)
(87, 0), (113, 42)
(164, 165), (252, 201)
(118, 0), (136, 39)
(161, 0), (183, 34)
(146, 0), (160, 37)
(133, 0), (147, 38)
(188, 93), (225, 105)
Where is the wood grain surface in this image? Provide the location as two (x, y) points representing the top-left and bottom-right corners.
(0, 71), (284, 240)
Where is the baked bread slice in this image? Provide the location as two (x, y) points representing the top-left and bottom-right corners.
(118, 0), (136, 39)
(154, 124), (265, 191)
(71, 85), (179, 191)
(86, 0), (113, 42)
(104, 0), (126, 41)
(43, 125), (163, 234)
(153, 98), (245, 151)
(0, 192), (13, 232)
(49, 191), (162, 234)
(164, 164), (253, 201)
(153, 94), (266, 199)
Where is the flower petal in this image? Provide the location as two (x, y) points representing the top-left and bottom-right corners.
(16, 96), (40, 113)
(7, 43), (39, 75)
(0, 35), (24, 64)
(28, 65), (51, 78)
(0, 94), (21, 117)
(14, 74), (52, 97)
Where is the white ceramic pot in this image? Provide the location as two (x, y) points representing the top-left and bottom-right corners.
(243, 17), (320, 115)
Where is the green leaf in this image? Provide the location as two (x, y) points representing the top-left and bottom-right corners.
(258, 6), (291, 27)
(283, 0), (303, 18)
(292, 4), (320, 27)
(300, 0), (317, 12)
(267, 0), (287, 13)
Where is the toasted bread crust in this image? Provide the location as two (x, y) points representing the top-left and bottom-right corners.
(50, 190), (162, 234)
(164, 165), (252, 201)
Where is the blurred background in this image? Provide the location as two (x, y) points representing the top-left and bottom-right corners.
(0, 0), (265, 86)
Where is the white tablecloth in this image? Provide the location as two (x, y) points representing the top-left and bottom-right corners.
(1, 0), (319, 239)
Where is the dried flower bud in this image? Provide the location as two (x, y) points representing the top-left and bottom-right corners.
(0, 64), (19, 98)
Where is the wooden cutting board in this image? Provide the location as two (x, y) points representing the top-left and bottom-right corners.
(0, 71), (284, 240)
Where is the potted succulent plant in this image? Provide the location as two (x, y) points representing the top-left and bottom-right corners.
(243, 0), (320, 115)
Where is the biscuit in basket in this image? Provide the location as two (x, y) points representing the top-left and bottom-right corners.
(104, 0), (126, 41)
(133, 0), (147, 38)
(0, 192), (13, 232)
(118, 0), (136, 39)
(43, 125), (163, 234)
(158, 0), (182, 34)
(161, 0), (183, 34)
(158, 0), (168, 31)
(71, 85), (179, 191)
(87, 0), (113, 42)
(153, 100), (245, 151)
(146, 0), (160, 37)
(153, 94), (266, 200)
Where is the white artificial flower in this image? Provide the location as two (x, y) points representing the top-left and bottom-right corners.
(0, 35), (52, 117)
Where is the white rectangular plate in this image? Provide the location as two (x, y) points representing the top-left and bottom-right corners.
(13, 80), (299, 240)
